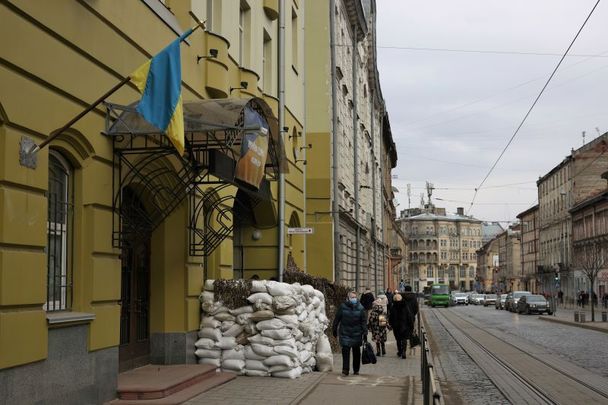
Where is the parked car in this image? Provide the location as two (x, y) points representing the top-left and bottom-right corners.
(496, 294), (507, 310)
(517, 294), (552, 315)
(504, 292), (514, 311)
(451, 292), (469, 305)
(508, 291), (532, 312)
(470, 293), (484, 305)
(483, 294), (497, 307)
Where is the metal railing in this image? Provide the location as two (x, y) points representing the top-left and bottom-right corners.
(419, 312), (445, 405)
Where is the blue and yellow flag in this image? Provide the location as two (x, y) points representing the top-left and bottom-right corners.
(130, 29), (194, 155)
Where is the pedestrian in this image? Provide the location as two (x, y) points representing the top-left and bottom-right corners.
(385, 288), (394, 315)
(360, 287), (375, 319)
(558, 290), (563, 305)
(368, 299), (388, 356)
(332, 291), (367, 376)
(399, 279), (406, 292)
(388, 285), (419, 359)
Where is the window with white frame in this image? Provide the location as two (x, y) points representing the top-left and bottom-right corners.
(426, 266), (433, 279)
(46, 151), (73, 311)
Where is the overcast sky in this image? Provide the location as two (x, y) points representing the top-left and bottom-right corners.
(376, 0), (608, 224)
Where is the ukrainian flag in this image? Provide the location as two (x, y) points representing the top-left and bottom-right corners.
(130, 28), (194, 156)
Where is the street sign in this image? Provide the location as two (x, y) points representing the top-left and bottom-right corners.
(287, 227), (314, 235)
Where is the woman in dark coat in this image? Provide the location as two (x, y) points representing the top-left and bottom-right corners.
(333, 291), (367, 376)
(388, 286), (419, 359)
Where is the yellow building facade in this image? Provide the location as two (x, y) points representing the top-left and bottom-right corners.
(0, 0), (305, 402)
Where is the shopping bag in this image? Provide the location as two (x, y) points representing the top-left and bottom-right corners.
(361, 341), (377, 364)
(410, 333), (421, 348)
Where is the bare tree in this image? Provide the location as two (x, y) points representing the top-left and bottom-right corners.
(573, 238), (608, 321)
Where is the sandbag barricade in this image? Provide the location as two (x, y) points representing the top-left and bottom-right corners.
(196, 280), (333, 378)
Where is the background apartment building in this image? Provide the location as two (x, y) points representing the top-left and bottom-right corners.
(517, 205), (539, 293)
(476, 238), (499, 292)
(496, 226), (522, 292)
(306, 0), (396, 292)
(399, 207), (482, 292)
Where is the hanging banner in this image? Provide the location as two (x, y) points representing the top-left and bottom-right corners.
(235, 107), (269, 189)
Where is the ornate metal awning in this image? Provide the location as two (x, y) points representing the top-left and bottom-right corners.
(104, 97), (284, 253)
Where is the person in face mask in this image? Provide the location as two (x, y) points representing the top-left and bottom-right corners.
(332, 291), (367, 376)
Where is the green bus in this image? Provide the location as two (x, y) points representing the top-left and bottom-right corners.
(430, 283), (450, 307)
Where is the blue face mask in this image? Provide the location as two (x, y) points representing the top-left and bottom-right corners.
(350, 298), (358, 304)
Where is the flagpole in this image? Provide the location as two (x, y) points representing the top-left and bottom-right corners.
(28, 18), (206, 155)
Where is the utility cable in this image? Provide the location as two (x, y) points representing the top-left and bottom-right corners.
(467, 0), (602, 216)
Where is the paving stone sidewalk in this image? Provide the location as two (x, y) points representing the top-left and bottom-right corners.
(538, 306), (608, 333)
(186, 333), (423, 405)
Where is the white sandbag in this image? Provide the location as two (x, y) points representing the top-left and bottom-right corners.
(248, 334), (274, 345)
(253, 301), (272, 311)
(220, 321), (236, 332)
(199, 327), (222, 341)
(313, 289), (324, 300)
(256, 319), (285, 331)
(251, 343), (275, 357)
(201, 301), (222, 314)
(299, 322), (314, 337)
(273, 337), (296, 348)
(245, 359), (268, 371)
(292, 328), (304, 341)
(268, 364), (293, 373)
(272, 296), (296, 311)
(199, 291), (214, 304)
(230, 305), (254, 315)
(216, 336), (237, 350)
(247, 292), (273, 305)
(301, 366), (312, 374)
(244, 345), (266, 360)
(277, 314), (299, 326)
(316, 334), (332, 355)
(276, 307), (296, 315)
(316, 353), (333, 372)
(299, 350), (312, 363)
(195, 348), (221, 359)
(215, 312), (236, 322)
(200, 317), (221, 329)
(249, 310), (274, 322)
(198, 357), (221, 367)
(272, 366), (302, 379)
(222, 347), (245, 361)
(195, 338), (217, 349)
(291, 283), (303, 295)
(274, 345), (299, 359)
(244, 369), (269, 376)
(266, 281), (292, 296)
(223, 324), (244, 337)
(251, 280), (267, 293)
(311, 296), (321, 307)
(303, 342), (313, 352)
(301, 285), (315, 296)
(318, 313), (329, 325)
(209, 305), (230, 316)
(235, 313), (252, 325)
(222, 359), (245, 371)
(261, 328), (292, 340)
(263, 355), (293, 367)
(295, 303), (306, 315)
(204, 279), (215, 291)
(297, 311), (309, 322)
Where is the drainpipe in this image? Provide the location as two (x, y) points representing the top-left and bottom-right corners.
(278, 0), (286, 281)
(371, 90), (377, 293)
(330, 0), (341, 284)
(353, 25), (360, 292)
(302, 2), (307, 273)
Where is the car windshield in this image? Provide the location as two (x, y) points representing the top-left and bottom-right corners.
(455, 293), (467, 297)
(527, 295), (546, 302)
(485, 295), (497, 299)
(513, 292), (531, 298)
(432, 285), (449, 294)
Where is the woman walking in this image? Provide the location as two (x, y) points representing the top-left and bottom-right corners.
(389, 286), (419, 359)
(332, 291), (367, 376)
(368, 299), (388, 356)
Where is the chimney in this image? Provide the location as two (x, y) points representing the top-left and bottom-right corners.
(457, 207), (464, 216)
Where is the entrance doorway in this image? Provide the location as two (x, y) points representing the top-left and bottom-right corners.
(119, 189), (151, 372)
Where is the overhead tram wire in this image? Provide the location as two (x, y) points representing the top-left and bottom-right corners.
(375, 45), (608, 58)
(466, 0), (602, 216)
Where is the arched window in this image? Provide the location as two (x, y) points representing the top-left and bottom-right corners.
(46, 151), (73, 311)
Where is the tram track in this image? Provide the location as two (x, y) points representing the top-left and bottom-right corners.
(427, 308), (608, 404)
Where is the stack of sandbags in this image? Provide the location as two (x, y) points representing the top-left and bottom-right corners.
(195, 279), (331, 378)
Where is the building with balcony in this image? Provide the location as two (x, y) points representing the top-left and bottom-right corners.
(496, 225), (522, 293)
(0, 1), (306, 402)
(517, 205), (539, 293)
(398, 207), (482, 292)
(476, 237), (500, 292)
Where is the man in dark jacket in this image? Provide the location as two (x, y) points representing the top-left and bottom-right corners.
(333, 291), (367, 376)
(360, 288), (375, 311)
(388, 285), (419, 359)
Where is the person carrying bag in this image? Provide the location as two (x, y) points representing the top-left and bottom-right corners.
(333, 291), (368, 376)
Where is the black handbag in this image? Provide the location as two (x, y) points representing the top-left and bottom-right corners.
(362, 341), (377, 364)
(410, 333), (421, 347)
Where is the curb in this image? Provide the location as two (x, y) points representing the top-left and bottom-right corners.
(290, 371), (328, 404)
(538, 316), (608, 334)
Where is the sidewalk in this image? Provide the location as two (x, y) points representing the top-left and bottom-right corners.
(185, 333), (422, 405)
(538, 305), (608, 333)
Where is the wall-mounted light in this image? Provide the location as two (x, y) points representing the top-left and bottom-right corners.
(252, 229), (262, 240)
(230, 81), (249, 94)
(196, 48), (219, 63)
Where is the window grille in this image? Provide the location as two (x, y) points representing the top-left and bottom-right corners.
(46, 152), (73, 311)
